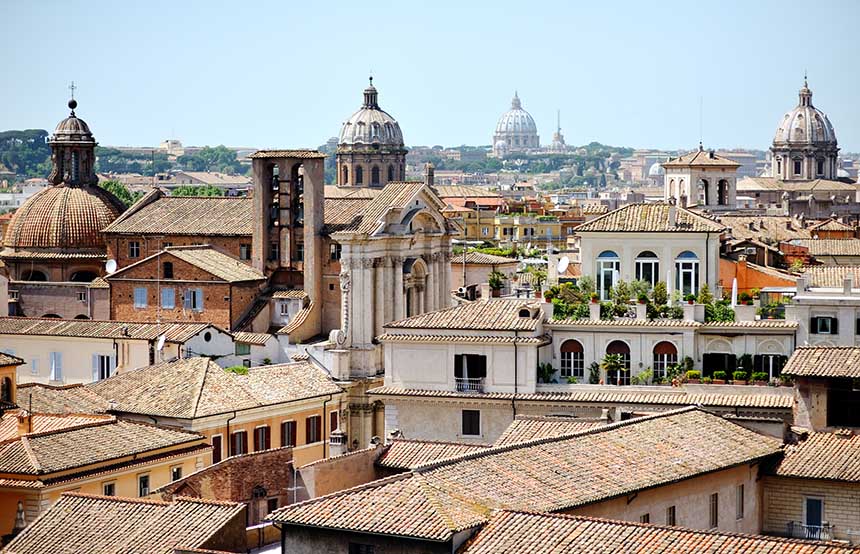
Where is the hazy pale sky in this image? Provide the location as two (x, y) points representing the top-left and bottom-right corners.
(2, 0), (859, 151)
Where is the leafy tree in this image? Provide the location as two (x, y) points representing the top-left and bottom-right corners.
(171, 185), (223, 197)
(98, 179), (143, 208)
(95, 147), (172, 176)
(601, 354), (626, 386)
(177, 145), (245, 175)
(696, 283), (714, 305)
(0, 129), (51, 177)
(588, 362), (601, 384)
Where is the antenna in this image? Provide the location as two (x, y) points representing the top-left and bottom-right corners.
(156, 335), (166, 352)
(698, 95), (703, 146)
(105, 259), (117, 274)
(557, 256), (570, 275)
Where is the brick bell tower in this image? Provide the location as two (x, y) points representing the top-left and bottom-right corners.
(250, 150), (326, 334)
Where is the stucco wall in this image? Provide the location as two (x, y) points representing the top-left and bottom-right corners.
(282, 526), (453, 554)
(297, 446), (384, 501)
(762, 476), (860, 541)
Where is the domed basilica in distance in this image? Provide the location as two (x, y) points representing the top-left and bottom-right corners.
(492, 92), (540, 157)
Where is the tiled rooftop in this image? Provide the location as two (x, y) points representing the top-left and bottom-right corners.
(802, 265), (860, 288)
(385, 299), (542, 332)
(368, 386), (794, 409)
(87, 358), (342, 419)
(376, 439), (490, 471)
(108, 245), (266, 283)
(0, 418), (204, 475)
(809, 218), (855, 232)
(248, 149), (327, 159)
(737, 176), (858, 192)
(783, 346), (860, 379)
(231, 331), (272, 345)
(494, 415), (604, 447)
(0, 317), (218, 343)
(2, 493), (245, 554)
(450, 251), (518, 265)
(269, 408), (782, 541)
(719, 215), (812, 242)
(16, 383), (111, 414)
(0, 410), (113, 441)
(662, 148), (741, 168)
(103, 194), (252, 236)
(775, 432), (860, 482)
(460, 511), (860, 554)
(790, 238), (860, 256)
(376, 333), (551, 345)
(0, 353), (23, 367)
(574, 203), (725, 233)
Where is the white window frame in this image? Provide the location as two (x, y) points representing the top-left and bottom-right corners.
(461, 409), (481, 437)
(49, 352), (62, 382)
(560, 342), (584, 379)
(161, 287), (175, 309)
(133, 287), (148, 309)
(93, 354), (114, 381)
(675, 252), (700, 297)
(170, 465), (183, 482)
(138, 474), (150, 497)
(596, 251), (620, 301)
(279, 301), (290, 317)
(30, 359), (38, 376)
(102, 481), (116, 496)
(816, 317), (833, 334)
(634, 252), (659, 287)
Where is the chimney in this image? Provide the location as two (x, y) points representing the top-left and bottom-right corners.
(796, 276), (808, 294)
(423, 162), (435, 187)
(708, 150), (715, 159)
(786, 221), (793, 230)
(16, 410), (31, 437)
(668, 203), (677, 228)
(844, 274), (854, 296)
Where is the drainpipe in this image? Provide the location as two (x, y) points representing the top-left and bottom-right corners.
(322, 394), (333, 458)
(225, 410), (237, 456)
(512, 330), (518, 418)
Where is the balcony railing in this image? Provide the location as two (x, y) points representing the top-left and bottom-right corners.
(455, 377), (484, 394)
(786, 521), (833, 541)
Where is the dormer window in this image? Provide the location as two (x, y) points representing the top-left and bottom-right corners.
(518, 308), (531, 318)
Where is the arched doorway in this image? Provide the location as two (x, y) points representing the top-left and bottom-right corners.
(560, 340), (584, 380)
(596, 250), (619, 301)
(653, 341), (678, 381)
(606, 340), (631, 386)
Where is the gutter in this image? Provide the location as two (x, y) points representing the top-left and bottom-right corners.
(322, 394), (333, 458)
(512, 330), (518, 418)
(225, 411), (237, 457)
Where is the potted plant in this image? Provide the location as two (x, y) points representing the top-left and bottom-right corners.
(637, 293), (648, 304)
(739, 292), (752, 305)
(590, 292), (599, 304)
(712, 370), (727, 384)
(751, 371), (769, 385)
(601, 354), (626, 386)
(685, 370), (701, 384)
(684, 294), (696, 305)
(779, 373), (794, 387)
(702, 376), (712, 384)
(733, 370), (749, 385)
(488, 270), (504, 298)
(537, 362), (557, 384)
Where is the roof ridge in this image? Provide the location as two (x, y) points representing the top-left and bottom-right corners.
(61, 491), (171, 505)
(17, 435), (42, 473)
(268, 472), (415, 518)
(0, 416), (117, 445)
(389, 437), (492, 448)
(189, 358), (213, 419)
(412, 406), (703, 473)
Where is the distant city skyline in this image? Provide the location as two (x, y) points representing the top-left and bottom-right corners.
(2, 0), (859, 152)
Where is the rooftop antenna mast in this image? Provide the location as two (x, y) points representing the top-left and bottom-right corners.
(698, 95), (704, 148)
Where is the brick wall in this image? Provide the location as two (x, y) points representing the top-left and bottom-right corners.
(157, 447), (293, 526)
(762, 476), (860, 540)
(105, 234), (251, 269)
(296, 446), (384, 501)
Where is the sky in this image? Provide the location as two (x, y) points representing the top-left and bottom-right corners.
(2, 0), (859, 152)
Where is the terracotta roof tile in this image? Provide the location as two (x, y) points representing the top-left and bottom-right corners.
(0, 410), (113, 441)
(719, 215), (812, 242)
(367, 386), (794, 409)
(809, 218), (855, 232)
(461, 511), (860, 554)
(776, 432), (860, 481)
(2, 493), (244, 554)
(0, 353), (24, 367)
(108, 245), (265, 283)
(16, 384), (111, 414)
(376, 439), (490, 471)
(385, 299), (541, 331)
(248, 149), (327, 159)
(270, 289), (308, 299)
(87, 358), (342, 419)
(783, 346), (860, 378)
(103, 196), (252, 236)
(494, 415), (604, 447)
(0, 418), (203, 475)
(377, 333), (551, 345)
(0, 317), (218, 343)
(231, 331), (272, 346)
(802, 265), (860, 287)
(738, 176), (859, 192)
(450, 252), (518, 265)
(574, 203), (725, 233)
(662, 149), (741, 168)
(790, 238), (860, 256)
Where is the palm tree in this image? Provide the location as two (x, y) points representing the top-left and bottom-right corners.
(601, 354), (626, 386)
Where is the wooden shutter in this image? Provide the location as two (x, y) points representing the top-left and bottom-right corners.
(810, 317), (819, 334)
(212, 435), (222, 464)
(831, 317), (839, 334)
(92, 354), (100, 382)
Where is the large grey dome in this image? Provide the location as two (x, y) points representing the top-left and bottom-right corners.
(495, 93), (538, 135)
(338, 80), (404, 148)
(773, 80), (837, 146)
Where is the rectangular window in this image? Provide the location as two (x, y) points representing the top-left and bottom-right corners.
(481, 227), (489, 236)
(329, 242), (342, 261)
(133, 287), (147, 308)
(30, 359), (38, 376)
(306, 415), (322, 444)
(639, 513), (650, 524)
(454, 354), (488, 392)
(794, 160), (802, 175)
(77, 291), (87, 302)
(230, 430), (248, 456)
(212, 435), (223, 464)
(103, 482), (116, 496)
(330, 411), (338, 433)
(171, 466), (182, 481)
(267, 497), (279, 514)
(281, 421), (297, 447)
(666, 505), (676, 526)
(462, 409), (481, 436)
(254, 426), (271, 451)
(235, 342), (251, 356)
(93, 354), (113, 381)
(811, 316), (837, 335)
(279, 301), (290, 316)
(827, 379), (860, 427)
(49, 352), (62, 382)
(240, 244), (251, 260)
(709, 493), (719, 528)
(184, 288), (204, 311)
(348, 544), (375, 554)
(817, 159), (825, 175)
(162, 242), (173, 249)
(161, 287), (175, 309)
(736, 484), (744, 519)
(296, 242), (304, 261)
(128, 241), (141, 258)
(138, 474), (150, 497)
(805, 497), (824, 531)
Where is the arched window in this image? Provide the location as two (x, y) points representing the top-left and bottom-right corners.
(653, 341), (678, 380)
(388, 165), (395, 182)
(717, 180), (729, 205)
(355, 166), (363, 185)
(596, 250), (619, 301)
(606, 340), (631, 386)
(560, 340), (584, 379)
(371, 123), (380, 140)
(342, 165), (349, 185)
(678, 179), (685, 199)
(668, 179), (676, 199)
(675, 251), (699, 297)
(698, 179), (709, 205)
(70, 270), (97, 282)
(371, 166), (380, 185)
(21, 270), (47, 282)
(74, 314), (90, 320)
(634, 251), (659, 287)
(42, 313), (61, 318)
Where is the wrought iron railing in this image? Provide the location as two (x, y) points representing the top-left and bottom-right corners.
(455, 377), (484, 393)
(786, 521), (833, 541)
